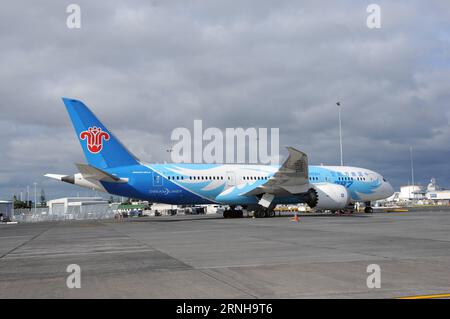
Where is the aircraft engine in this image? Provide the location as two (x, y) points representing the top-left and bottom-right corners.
(304, 183), (350, 210)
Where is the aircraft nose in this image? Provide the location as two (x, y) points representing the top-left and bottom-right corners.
(384, 182), (395, 198)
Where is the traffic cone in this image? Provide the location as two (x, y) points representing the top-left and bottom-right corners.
(292, 211), (299, 223)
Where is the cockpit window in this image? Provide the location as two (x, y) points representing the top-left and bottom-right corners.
(383, 178), (387, 182)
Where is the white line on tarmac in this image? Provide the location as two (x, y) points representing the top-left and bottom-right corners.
(3, 248), (157, 259)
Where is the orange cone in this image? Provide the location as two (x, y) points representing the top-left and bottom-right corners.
(292, 211), (299, 223)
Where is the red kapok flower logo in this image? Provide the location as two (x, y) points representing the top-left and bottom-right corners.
(79, 126), (110, 154)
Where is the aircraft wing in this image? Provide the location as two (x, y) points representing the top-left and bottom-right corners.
(242, 147), (310, 196)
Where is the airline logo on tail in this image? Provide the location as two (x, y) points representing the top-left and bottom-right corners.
(79, 126), (110, 153)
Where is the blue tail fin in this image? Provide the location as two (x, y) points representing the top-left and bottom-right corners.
(62, 98), (140, 169)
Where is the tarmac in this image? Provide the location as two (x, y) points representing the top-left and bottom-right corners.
(0, 209), (449, 298)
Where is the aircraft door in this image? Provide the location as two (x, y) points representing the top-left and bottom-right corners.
(226, 171), (235, 187)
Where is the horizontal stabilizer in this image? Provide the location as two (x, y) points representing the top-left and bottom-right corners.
(44, 174), (75, 184)
(75, 163), (127, 183)
(44, 174), (66, 181)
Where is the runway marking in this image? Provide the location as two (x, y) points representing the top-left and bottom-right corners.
(397, 293), (450, 299)
(0, 235), (32, 239)
(168, 229), (219, 234)
(0, 225), (53, 259)
(3, 248), (157, 259)
(198, 268), (258, 298)
(101, 221), (194, 270)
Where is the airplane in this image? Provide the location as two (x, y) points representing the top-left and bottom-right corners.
(46, 98), (394, 218)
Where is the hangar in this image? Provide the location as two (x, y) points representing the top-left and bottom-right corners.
(47, 197), (110, 219)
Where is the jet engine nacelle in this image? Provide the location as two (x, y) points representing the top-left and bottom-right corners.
(305, 183), (350, 210)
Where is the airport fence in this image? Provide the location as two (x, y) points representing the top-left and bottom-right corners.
(13, 206), (116, 223)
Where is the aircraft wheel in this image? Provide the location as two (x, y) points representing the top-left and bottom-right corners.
(268, 210), (275, 217)
(364, 207), (373, 214)
(223, 210), (230, 218)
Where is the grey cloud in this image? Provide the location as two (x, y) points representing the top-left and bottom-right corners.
(1, 0), (450, 199)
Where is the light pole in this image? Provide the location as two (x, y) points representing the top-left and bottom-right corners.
(410, 146), (415, 200)
(33, 182), (37, 214)
(336, 102), (343, 166)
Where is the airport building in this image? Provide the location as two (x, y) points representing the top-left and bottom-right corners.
(425, 178), (450, 202)
(393, 178), (450, 204)
(47, 197), (112, 220)
(399, 185), (425, 200)
(0, 200), (13, 221)
(426, 191), (450, 200)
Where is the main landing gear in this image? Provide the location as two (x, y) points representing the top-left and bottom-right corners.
(253, 206), (276, 218)
(364, 201), (373, 214)
(222, 204), (278, 218)
(223, 207), (244, 218)
(331, 202), (356, 215)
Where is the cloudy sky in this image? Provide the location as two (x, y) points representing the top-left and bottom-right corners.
(1, 0), (450, 200)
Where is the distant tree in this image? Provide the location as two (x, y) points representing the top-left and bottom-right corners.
(13, 195), (28, 209)
(40, 189), (46, 207)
